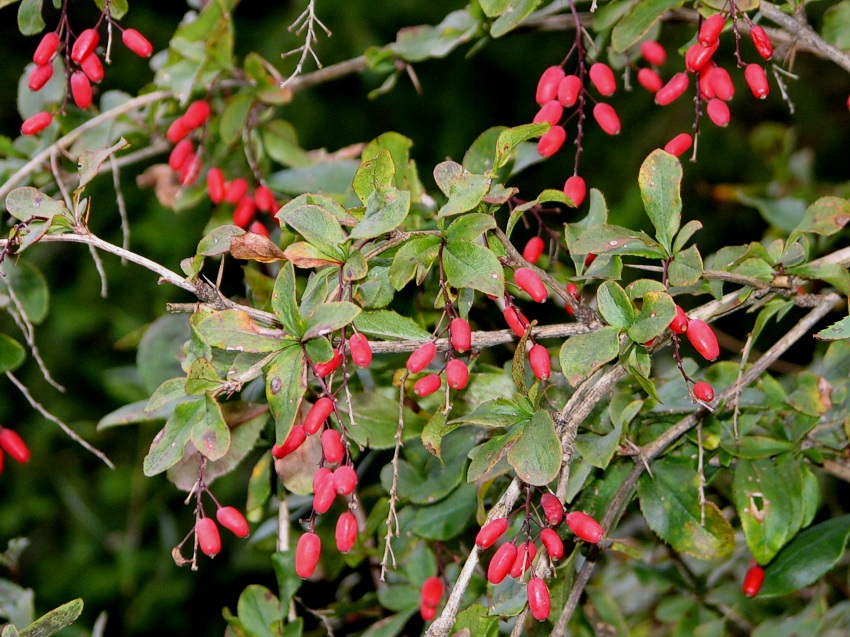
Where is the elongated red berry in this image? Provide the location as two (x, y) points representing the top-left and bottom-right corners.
(184, 100), (212, 129)
(707, 98), (730, 127)
(179, 153), (201, 186)
(335, 511), (358, 553)
(248, 221), (269, 237)
(421, 576), (444, 608)
(699, 13), (725, 47)
(685, 40), (719, 73)
(743, 563), (765, 597)
(503, 306), (529, 338)
(637, 67), (663, 93)
(514, 268), (547, 302)
(349, 333), (372, 368)
(476, 518), (509, 549)
(563, 175), (586, 207)
(487, 542), (517, 584)
(686, 319), (720, 361)
(585, 253), (597, 267)
(303, 396), (335, 436)
(640, 40), (667, 66)
(566, 511), (604, 543)
(232, 196), (256, 229)
(21, 111), (52, 136)
(224, 177), (249, 203)
(206, 167), (226, 203)
(529, 344), (551, 380)
(71, 28), (99, 63)
(0, 429), (30, 463)
(655, 72), (689, 106)
(708, 66), (735, 101)
(28, 64), (54, 91)
(253, 185), (277, 213)
(407, 341), (436, 373)
(122, 28), (154, 58)
(295, 532), (321, 578)
(693, 381), (715, 402)
(414, 373), (442, 397)
(421, 603), (437, 621)
(216, 506), (250, 538)
(196, 517), (221, 557)
(670, 305), (689, 334)
(321, 429), (345, 464)
(272, 424), (306, 459)
(750, 25), (773, 60)
(533, 100), (563, 126)
(664, 133), (692, 157)
(312, 467), (332, 494)
(314, 350), (343, 377)
(539, 528), (564, 560)
(557, 75), (582, 107)
(540, 493), (564, 526)
(536, 66), (566, 105)
(169, 139), (194, 171)
(593, 103), (621, 135)
(522, 237), (545, 265)
(537, 125), (566, 157)
(446, 359), (469, 390)
(0, 450), (4, 474)
(527, 578), (551, 621)
(312, 473), (337, 513)
(80, 53), (104, 83)
(510, 541), (537, 577)
(589, 62), (616, 96)
(33, 32), (60, 65)
(166, 117), (191, 144)
(744, 64), (769, 99)
(70, 71), (92, 109)
(332, 465), (357, 496)
(450, 317), (471, 353)
(699, 63), (717, 99)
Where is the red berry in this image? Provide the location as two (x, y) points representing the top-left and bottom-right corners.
(744, 64), (769, 99)
(21, 111), (52, 136)
(407, 341), (436, 373)
(557, 75), (583, 107)
(514, 267), (548, 302)
(589, 62), (616, 96)
(593, 102), (621, 135)
(80, 53), (104, 83)
(655, 72), (690, 106)
(503, 306), (529, 338)
(708, 66), (735, 101)
(33, 32), (60, 66)
(846, 94), (850, 111)
(450, 317), (472, 353)
(446, 359), (469, 390)
(225, 177), (249, 204)
(699, 13), (725, 47)
(313, 351), (343, 377)
(312, 467), (332, 494)
(28, 64), (54, 92)
(321, 429), (345, 464)
(476, 518), (509, 549)
(421, 576), (444, 608)
(335, 511), (358, 553)
(522, 237), (545, 264)
(640, 40), (667, 66)
(206, 167), (226, 203)
(232, 196), (256, 229)
(216, 506), (250, 538)
(487, 542), (517, 584)
(685, 40), (719, 73)
(420, 603), (437, 621)
(533, 100), (563, 126)
(637, 67), (663, 93)
(563, 175), (586, 207)
(0, 429), (30, 463)
(414, 373), (442, 397)
(0, 450), (4, 474)
(303, 397), (335, 436)
(70, 72), (92, 109)
(537, 125), (566, 157)
(122, 28), (154, 58)
(71, 28), (99, 63)
(706, 98), (730, 127)
(510, 541), (537, 578)
(670, 305), (689, 334)
(664, 133), (692, 157)
(295, 532), (321, 578)
(312, 472), (337, 513)
(743, 563), (765, 597)
(699, 63), (718, 99)
(166, 117), (191, 144)
(539, 528), (564, 560)
(179, 153), (202, 186)
(169, 139), (194, 171)
(349, 333), (372, 368)
(693, 381), (715, 402)
(253, 185), (277, 213)
(271, 424), (306, 459)
(196, 517), (221, 557)
(527, 578), (551, 621)
(566, 511), (604, 543)
(540, 493), (564, 526)
(750, 25), (773, 60)
(536, 66), (566, 105)
(529, 344), (550, 380)
(248, 221), (269, 237)
(184, 100), (212, 129)
(584, 253), (597, 267)
(686, 319), (720, 361)
(567, 282), (581, 300)
(332, 465), (357, 496)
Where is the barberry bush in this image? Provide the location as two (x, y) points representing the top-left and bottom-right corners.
(1, 0), (850, 635)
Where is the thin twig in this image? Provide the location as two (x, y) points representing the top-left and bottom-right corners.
(109, 154), (130, 258)
(281, 0), (332, 88)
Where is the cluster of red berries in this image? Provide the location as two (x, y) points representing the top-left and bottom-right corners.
(22, 20), (153, 135)
(419, 576), (444, 621)
(196, 505), (251, 558)
(668, 305), (720, 402)
(0, 427), (31, 473)
(405, 317), (472, 397)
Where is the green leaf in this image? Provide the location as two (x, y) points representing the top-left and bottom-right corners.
(571, 224), (666, 259)
(788, 196), (850, 245)
(611, 0), (684, 52)
(261, 120), (311, 168)
(382, 430), (472, 503)
(352, 148), (395, 205)
(467, 428), (523, 482)
(192, 308), (284, 353)
(196, 225), (245, 257)
(350, 187), (410, 240)
(234, 585), (283, 637)
(361, 132), (417, 192)
(265, 345), (306, 444)
(0, 334), (26, 373)
(185, 358), (222, 395)
(17, 0), (44, 36)
(736, 192), (806, 234)
(271, 551), (303, 609)
(667, 244), (703, 287)
(463, 126), (505, 175)
(391, 10), (480, 62)
(19, 598), (83, 637)
(218, 90), (254, 145)
(433, 162), (491, 218)
(672, 219), (703, 253)
(719, 436), (795, 459)
(302, 302), (361, 341)
(445, 212), (496, 243)
(354, 310), (431, 341)
(626, 290), (676, 344)
(638, 149), (682, 254)
(388, 235), (442, 290)
(443, 239), (504, 297)
(268, 161), (359, 198)
(452, 605), (499, 637)
(272, 262), (305, 337)
(575, 418), (624, 469)
(495, 123), (548, 169)
(559, 326), (620, 386)
(410, 482), (477, 540)
(490, 0), (541, 38)
(597, 281), (635, 329)
(787, 262), (850, 296)
(506, 409), (561, 486)
(823, 0), (850, 49)
(815, 315), (850, 341)
(638, 457), (735, 559)
(421, 411), (449, 461)
(77, 138), (130, 191)
(5, 187), (70, 222)
(343, 249), (368, 282)
(480, 0), (511, 17)
(341, 392), (427, 449)
(761, 515), (850, 596)
(247, 455), (272, 523)
(279, 204), (347, 261)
